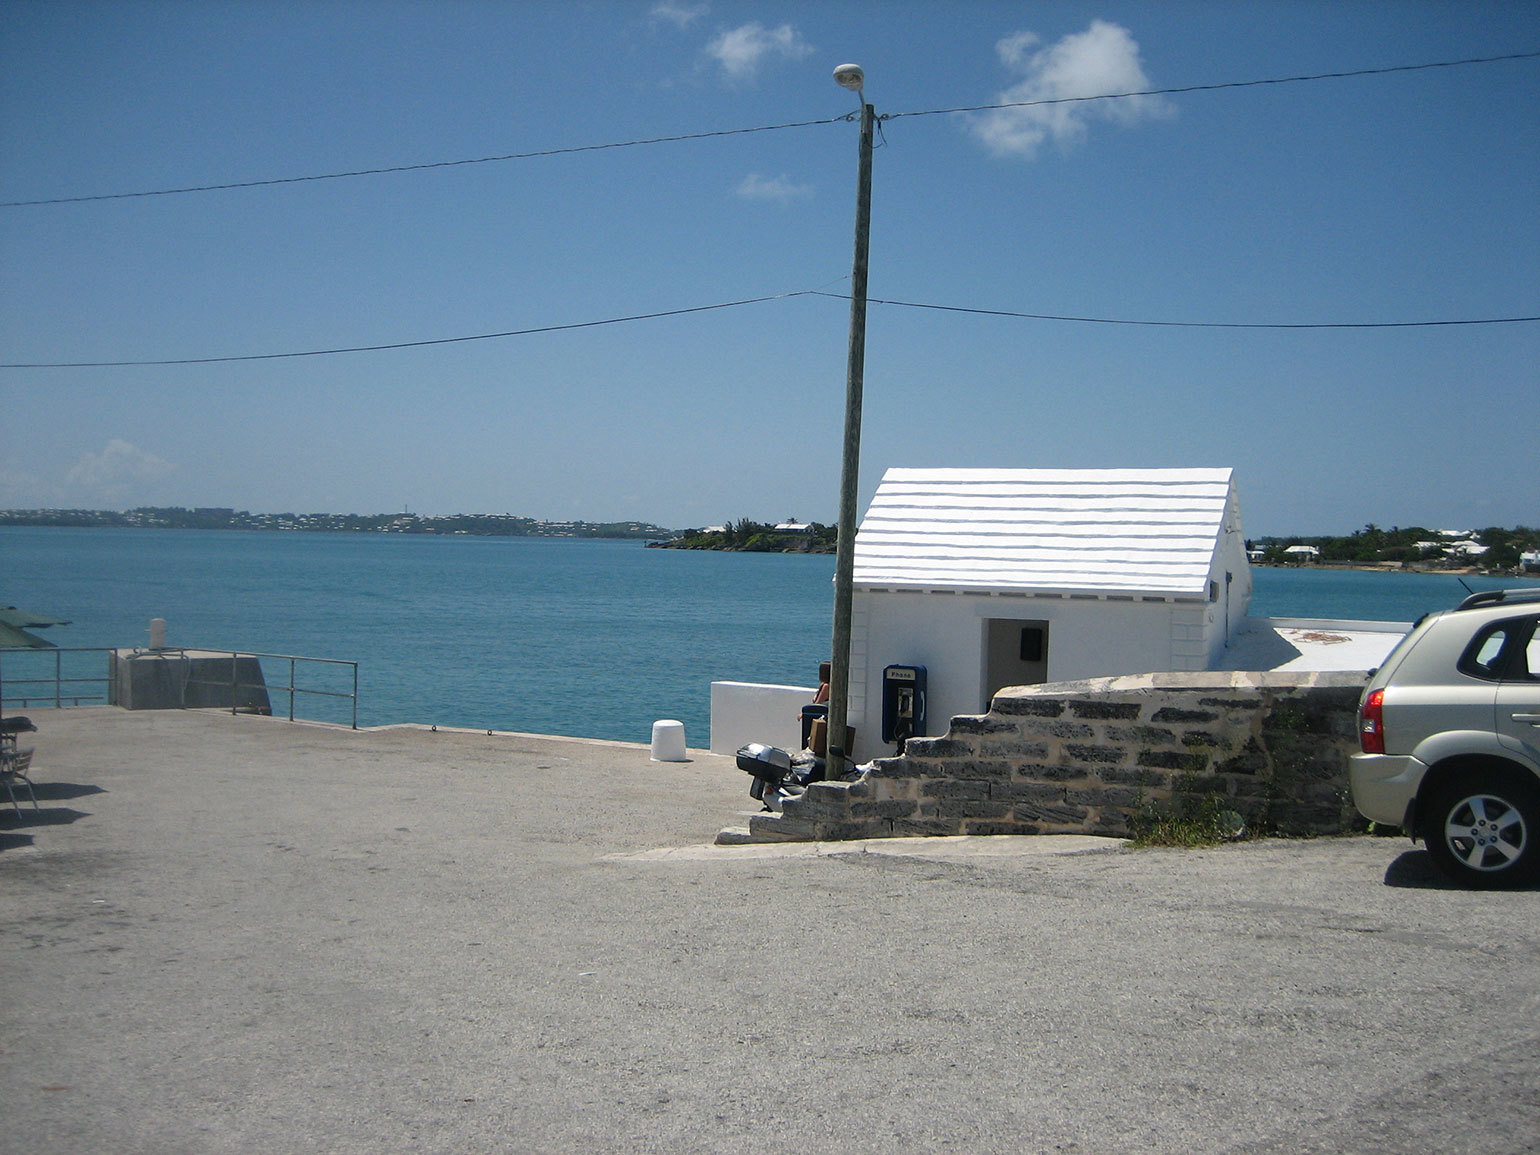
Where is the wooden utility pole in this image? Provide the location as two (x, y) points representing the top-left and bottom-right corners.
(826, 97), (874, 781)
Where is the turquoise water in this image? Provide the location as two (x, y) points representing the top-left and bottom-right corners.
(0, 528), (832, 739)
(1, 526), (1532, 740)
(1240, 565), (1532, 623)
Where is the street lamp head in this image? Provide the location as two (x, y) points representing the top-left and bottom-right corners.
(833, 63), (865, 94)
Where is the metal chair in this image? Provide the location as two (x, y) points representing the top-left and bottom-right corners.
(1, 746), (38, 816)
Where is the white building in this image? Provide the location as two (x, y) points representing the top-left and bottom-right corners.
(842, 467), (1252, 759)
(709, 466), (1412, 759)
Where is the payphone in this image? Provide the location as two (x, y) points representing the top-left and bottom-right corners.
(881, 664), (927, 752)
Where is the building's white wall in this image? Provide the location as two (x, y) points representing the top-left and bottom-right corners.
(848, 595), (871, 731)
(1170, 603), (1213, 671)
(850, 590), (1216, 761)
(709, 681), (816, 755)
(1200, 487), (1254, 667)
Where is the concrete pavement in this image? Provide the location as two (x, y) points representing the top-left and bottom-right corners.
(2, 707), (1537, 1153)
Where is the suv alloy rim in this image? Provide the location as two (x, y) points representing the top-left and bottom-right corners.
(1442, 793), (1527, 872)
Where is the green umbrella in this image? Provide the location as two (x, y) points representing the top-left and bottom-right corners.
(0, 622), (54, 648)
(0, 607), (71, 649)
(1, 607), (72, 718)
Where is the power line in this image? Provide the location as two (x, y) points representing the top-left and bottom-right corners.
(0, 292), (819, 368)
(5, 50), (1535, 208)
(0, 117), (847, 208)
(815, 292), (1540, 330)
(886, 49), (1540, 122)
(5, 289), (1535, 369)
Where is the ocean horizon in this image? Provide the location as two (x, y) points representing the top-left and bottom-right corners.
(3, 526), (1534, 743)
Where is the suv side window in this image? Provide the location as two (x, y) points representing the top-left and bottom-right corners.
(1459, 616), (1540, 681)
(1521, 621), (1540, 681)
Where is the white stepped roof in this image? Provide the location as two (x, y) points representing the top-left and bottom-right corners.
(854, 467), (1236, 597)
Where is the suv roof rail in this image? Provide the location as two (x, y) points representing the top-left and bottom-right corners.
(1455, 587), (1540, 611)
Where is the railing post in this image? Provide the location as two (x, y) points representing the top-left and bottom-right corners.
(231, 653), (239, 716)
(54, 649), (62, 709)
(352, 663), (358, 730)
(289, 658), (296, 722)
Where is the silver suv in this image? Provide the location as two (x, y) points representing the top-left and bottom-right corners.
(1350, 588), (1540, 887)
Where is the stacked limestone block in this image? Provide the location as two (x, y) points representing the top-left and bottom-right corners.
(742, 671), (1366, 843)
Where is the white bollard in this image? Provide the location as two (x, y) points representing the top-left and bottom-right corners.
(650, 719), (687, 762)
(148, 618), (167, 650)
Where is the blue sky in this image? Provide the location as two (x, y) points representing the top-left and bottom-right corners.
(2, 0), (1536, 536)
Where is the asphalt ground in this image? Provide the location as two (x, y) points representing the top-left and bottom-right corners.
(2, 707), (1537, 1154)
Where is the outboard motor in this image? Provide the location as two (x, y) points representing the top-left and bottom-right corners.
(735, 742), (823, 811)
(736, 742), (792, 804)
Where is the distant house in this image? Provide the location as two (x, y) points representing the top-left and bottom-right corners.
(1282, 544), (1320, 563)
(1415, 539), (1490, 562)
(774, 519), (813, 534)
(843, 467), (1252, 759)
(1522, 550), (1540, 573)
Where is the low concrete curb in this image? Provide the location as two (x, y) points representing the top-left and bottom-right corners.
(677, 831), (1127, 861)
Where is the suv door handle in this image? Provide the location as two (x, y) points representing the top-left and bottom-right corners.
(1513, 713), (1540, 724)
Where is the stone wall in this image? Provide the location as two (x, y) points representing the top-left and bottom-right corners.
(739, 670), (1367, 843)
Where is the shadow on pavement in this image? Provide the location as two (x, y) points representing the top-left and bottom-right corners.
(30, 781), (106, 802)
(1383, 849), (1458, 889)
(1384, 848), (1540, 891)
(0, 807), (92, 830)
(0, 782), (100, 836)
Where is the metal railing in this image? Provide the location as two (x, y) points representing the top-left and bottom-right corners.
(181, 650), (359, 729)
(0, 646), (359, 729)
(0, 647), (112, 709)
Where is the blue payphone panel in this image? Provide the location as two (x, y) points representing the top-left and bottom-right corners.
(881, 664), (927, 749)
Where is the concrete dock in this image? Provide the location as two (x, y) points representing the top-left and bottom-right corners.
(3, 708), (1537, 1153)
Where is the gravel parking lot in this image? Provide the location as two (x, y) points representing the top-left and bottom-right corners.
(3, 708), (1537, 1153)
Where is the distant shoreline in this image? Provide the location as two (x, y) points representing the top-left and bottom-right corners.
(0, 508), (671, 540)
(1256, 562), (1493, 576)
(4, 512), (1534, 575)
(646, 539), (834, 554)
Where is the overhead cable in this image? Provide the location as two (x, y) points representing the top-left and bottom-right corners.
(4, 50), (1536, 208)
(886, 49), (1540, 121)
(0, 118), (847, 208)
(0, 292), (819, 368)
(5, 290), (1536, 369)
(814, 292), (1540, 330)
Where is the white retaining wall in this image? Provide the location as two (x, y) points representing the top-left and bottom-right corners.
(709, 681), (817, 755)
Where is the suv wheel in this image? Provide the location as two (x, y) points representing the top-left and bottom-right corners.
(1423, 769), (1540, 888)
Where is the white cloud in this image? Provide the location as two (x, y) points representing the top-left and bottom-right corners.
(706, 22), (812, 82)
(995, 30), (1041, 69)
(736, 172), (813, 203)
(971, 20), (1173, 159)
(650, 1), (708, 30)
(63, 439), (175, 503)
